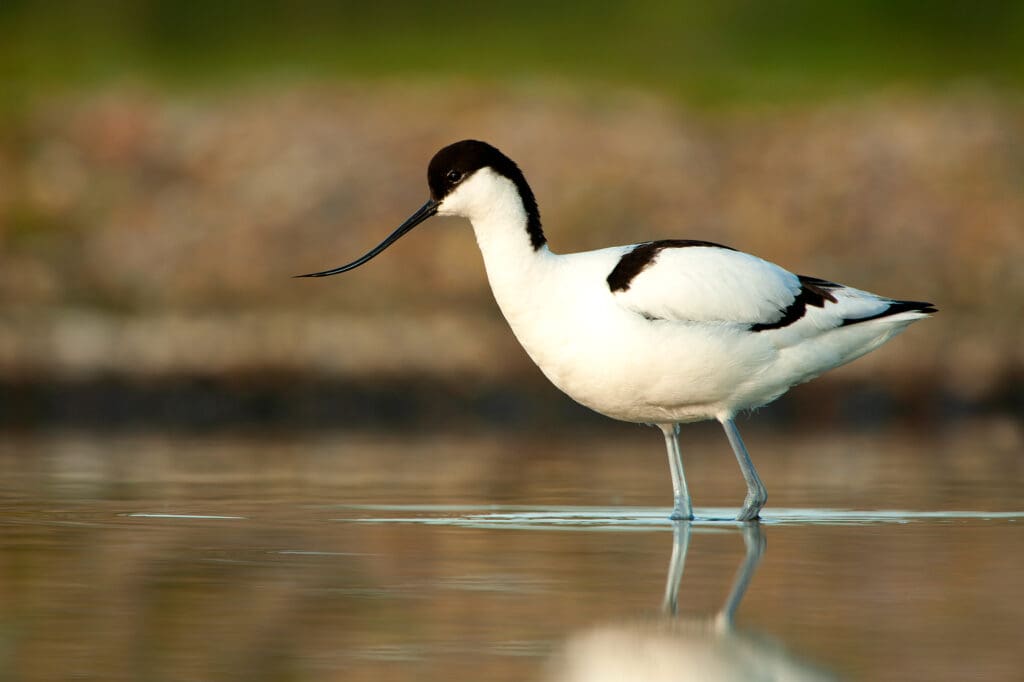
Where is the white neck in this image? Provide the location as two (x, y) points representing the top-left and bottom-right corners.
(439, 168), (555, 316)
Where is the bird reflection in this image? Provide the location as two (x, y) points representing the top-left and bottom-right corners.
(546, 523), (835, 681)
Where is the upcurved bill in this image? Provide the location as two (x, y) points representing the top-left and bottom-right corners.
(294, 199), (439, 278)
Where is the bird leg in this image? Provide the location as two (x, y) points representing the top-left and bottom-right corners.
(659, 424), (693, 521)
(720, 418), (767, 521)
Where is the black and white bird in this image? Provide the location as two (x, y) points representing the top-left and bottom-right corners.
(298, 140), (935, 521)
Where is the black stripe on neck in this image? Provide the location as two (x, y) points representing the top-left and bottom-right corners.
(511, 171), (545, 250)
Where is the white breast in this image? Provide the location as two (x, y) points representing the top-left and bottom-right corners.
(484, 247), (779, 423)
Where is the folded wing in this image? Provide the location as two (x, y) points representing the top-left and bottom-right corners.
(607, 241), (934, 340)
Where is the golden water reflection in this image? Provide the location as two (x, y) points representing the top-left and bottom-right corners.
(0, 428), (1020, 681)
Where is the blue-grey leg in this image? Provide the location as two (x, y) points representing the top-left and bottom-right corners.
(720, 418), (767, 521)
(715, 521), (766, 631)
(661, 521), (691, 615)
(659, 423), (693, 521)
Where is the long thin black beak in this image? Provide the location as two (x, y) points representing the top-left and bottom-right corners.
(294, 199), (439, 278)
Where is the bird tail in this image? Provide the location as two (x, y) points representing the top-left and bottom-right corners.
(839, 299), (936, 327)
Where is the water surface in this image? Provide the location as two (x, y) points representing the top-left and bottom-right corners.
(0, 426), (1020, 680)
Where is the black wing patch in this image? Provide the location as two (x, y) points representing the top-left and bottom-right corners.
(607, 239), (735, 293)
(749, 275), (840, 332)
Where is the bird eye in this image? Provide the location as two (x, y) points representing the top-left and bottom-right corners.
(446, 169), (463, 183)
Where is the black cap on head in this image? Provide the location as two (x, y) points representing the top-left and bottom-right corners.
(427, 140), (545, 249)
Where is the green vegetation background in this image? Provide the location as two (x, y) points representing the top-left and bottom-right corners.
(3, 0), (1022, 106)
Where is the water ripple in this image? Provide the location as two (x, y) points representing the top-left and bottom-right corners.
(335, 505), (1024, 531)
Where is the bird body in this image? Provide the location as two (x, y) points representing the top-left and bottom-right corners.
(299, 140), (935, 520)
(440, 163), (930, 424)
(483, 241), (773, 425)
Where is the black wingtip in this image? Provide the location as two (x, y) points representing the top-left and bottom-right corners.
(896, 300), (937, 315)
(841, 300), (937, 327)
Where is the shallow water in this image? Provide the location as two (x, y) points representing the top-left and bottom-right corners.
(0, 424), (1021, 681)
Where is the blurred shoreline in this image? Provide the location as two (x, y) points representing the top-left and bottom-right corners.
(2, 84), (1022, 432)
(1, 310), (1017, 433)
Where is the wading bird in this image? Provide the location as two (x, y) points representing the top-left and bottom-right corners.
(298, 140), (935, 521)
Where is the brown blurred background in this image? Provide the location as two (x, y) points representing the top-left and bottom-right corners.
(0, 2), (1021, 433)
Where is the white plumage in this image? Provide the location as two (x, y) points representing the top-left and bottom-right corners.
(299, 140), (935, 521)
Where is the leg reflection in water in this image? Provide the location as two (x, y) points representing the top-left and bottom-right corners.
(546, 523), (835, 682)
(661, 522), (766, 631)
